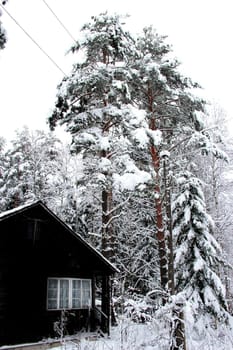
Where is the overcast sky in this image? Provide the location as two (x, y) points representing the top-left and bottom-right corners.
(0, 0), (233, 140)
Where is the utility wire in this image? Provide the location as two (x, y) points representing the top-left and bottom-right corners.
(41, 0), (77, 44)
(0, 3), (67, 76)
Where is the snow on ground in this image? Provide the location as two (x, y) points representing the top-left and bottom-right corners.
(51, 318), (233, 350)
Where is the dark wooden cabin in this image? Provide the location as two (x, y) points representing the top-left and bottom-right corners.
(0, 201), (117, 346)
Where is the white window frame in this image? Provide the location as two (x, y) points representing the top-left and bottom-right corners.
(47, 277), (92, 310)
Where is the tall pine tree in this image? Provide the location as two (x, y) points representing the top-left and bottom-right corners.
(49, 13), (153, 262)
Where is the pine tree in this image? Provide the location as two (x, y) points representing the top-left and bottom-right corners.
(48, 15), (231, 348)
(0, 127), (62, 210)
(49, 13), (153, 262)
(128, 26), (206, 293)
(49, 14), (208, 296)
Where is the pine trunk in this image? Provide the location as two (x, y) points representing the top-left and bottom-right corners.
(101, 187), (114, 261)
(149, 116), (168, 291)
(149, 107), (186, 349)
(163, 155), (175, 295)
(147, 83), (168, 291)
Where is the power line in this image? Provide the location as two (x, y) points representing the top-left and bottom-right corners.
(0, 3), (67, 76)
(41, 0), (77, 44)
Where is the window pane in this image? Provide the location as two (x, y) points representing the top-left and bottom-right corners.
(72, 279), (81, 291)
(82, 289), (91, 308)
(59, 280), (69, 309)
(82, 280), (91, 308)
(48, 278), (92, 310)
(72, 298), (81, 308)
(48, 279), (58, 309)
(72, 280), (81, 308)
(48, 279), (58, 289)
(82, 280), (91, 290)
(48, 299), (57, 309)
(48, 289), (57, 299)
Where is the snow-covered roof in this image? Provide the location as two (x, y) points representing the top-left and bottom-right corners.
(0, 201), (39, 220)
(0, 200), (118, 273)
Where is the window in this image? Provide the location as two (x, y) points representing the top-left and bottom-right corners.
(47, 278), (91, 310)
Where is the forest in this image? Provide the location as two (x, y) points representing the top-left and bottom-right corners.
(1, 8), (233, 350)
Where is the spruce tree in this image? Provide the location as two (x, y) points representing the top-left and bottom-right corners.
(172, 171), (228, 321)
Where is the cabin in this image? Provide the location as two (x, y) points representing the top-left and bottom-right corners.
(0, 201), (117, 346)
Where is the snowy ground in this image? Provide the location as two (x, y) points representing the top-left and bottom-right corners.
(52, 318), (233, 350)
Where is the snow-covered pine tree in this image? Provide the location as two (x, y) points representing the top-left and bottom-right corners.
(172, 171), (228, 322)
(49, 16), (209, 305)
(49, 13), (153, 262)
(0, 127), (63, 210)
(52, 145), (89, 234)
(128, 26), (206, 293)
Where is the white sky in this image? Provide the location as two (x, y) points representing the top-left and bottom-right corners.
(0, 0), (233, 140)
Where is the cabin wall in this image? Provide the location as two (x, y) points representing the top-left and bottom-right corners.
(0, 247), (9, 343)
(0, 211), (111, 346)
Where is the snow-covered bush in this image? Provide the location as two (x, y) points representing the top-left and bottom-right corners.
(123, 296), (156, 323)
